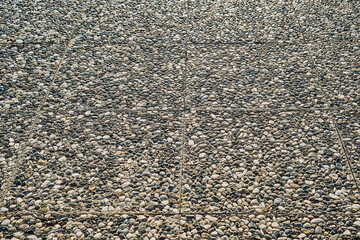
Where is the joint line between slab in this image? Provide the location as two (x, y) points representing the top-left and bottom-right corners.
(6, 209), (360, 218)
(177, 0), (190, 236)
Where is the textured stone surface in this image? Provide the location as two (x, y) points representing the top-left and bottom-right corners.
(182, 110), (357, 214)
(0, 0), (359, 239)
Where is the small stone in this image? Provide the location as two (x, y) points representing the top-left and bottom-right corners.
(272, 222), (280, 228)
(0, 207), (8, 212)
(329, 193), (340, 199)
(188, 140), (195, 146)
(352, 204), (360, 209)
(199, 153), (206, 158)
(14, 232), (23, 238)
(16, 39), (23, 44)
(27, 236), (37, 240)
(229, 216), (239, 222)
(245, 145), (253, 151)
(94, 233), (102, 239)
(315, 226), (322, 234)
(329, 234), (339, 240)
(206, 215), (217, 222)
(19, 224), (30, 232)
(89, 185), (96, 191)
(303, 223), (311, 229)
(311, 218), (324, 225)
(211, 174), (220, 180)
(138, 223), (146, 232)
(274, 198), (282, 205)
(1, 219), (10, 225)
(305, 180), (314, 185)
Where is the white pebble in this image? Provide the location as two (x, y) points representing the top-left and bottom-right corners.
(94, 233), (102, 239)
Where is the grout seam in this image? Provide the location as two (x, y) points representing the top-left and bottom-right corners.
(2, 106), (360, 115)
(1, 37), (358, 47)
(177, 0), (190, 237)
(4, 209), (360, 218)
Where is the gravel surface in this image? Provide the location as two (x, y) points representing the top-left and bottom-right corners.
(50, 43), (185, 110)
(0, 44), (64, 111)
(75, 0), (187, 44)
(0, 213), (179, 239)
(182, 110), (357, 214)
(180, 214), (360, 239)
(0, 0), (107, 44)
(0, 0), (359, 239)
(312, 42), (360, 108)
(3, 109), (182, 214)
(187, 43), (326, 109)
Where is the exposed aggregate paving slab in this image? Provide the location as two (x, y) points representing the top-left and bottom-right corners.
(187, 43), (326, 109)
(49, 43), (185, 110)
(180, 214), (360, 239)
(75, 0), (187, 44)
(0, 0), (109, 44)
(0, 44), (65, 112)
(0, 213), (180, 239)
(182, 110), (359, 214)
(188, 0), (302, 44)
(3, 109), (182, 214)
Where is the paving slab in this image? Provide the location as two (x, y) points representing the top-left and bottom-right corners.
(75, 0), (187, 44)
(187, 43), (326, 109)
(180, 214), (360, 239)
(0, 44), (65, 112)
(312, 42), (360, 108)
(188, 0), (301, 44)
(0, 212), (180, 239)
(0, 111), (35, 196)
(293, 0), (359, 43)
(182, 110), (358, 213)
(49, 43), (185, 110)
(1, 0), (360, 239)
(3, 109), (182, 214)
(0, 0), (108, 44)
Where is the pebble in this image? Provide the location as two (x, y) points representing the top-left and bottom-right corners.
(229, 216), (239, 222)
(1, 219), (10, 225)
(206, 215), (218, 222)
(310, 218), (324, 225)
(94, 233), (102, 239)
(315, 226), (322, 234)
